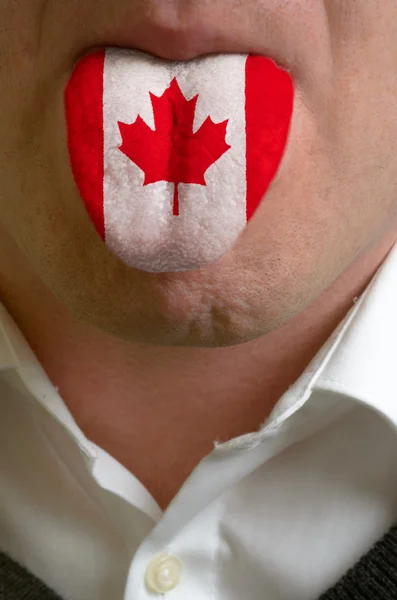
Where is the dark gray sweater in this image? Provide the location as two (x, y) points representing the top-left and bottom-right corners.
(1, 525), (397, 599)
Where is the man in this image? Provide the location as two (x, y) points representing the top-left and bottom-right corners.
(1, 0), (397, 599)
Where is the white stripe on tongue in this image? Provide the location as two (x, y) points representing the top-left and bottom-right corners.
(103, 49), (247, 272)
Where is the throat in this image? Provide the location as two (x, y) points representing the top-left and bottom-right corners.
(73, 390), (277, 511)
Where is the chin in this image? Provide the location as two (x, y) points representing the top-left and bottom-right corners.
(53, 240), (311, 349)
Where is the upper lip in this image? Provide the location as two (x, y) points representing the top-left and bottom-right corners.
(84, 4), (291, 71)
(98, 27), (254, 63)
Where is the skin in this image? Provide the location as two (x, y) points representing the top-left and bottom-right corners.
(1, 0), (397, 509)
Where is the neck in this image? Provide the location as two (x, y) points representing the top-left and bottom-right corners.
(1, 225), (396, 509)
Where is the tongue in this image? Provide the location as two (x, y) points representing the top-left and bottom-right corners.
(65, 48), (294, 273)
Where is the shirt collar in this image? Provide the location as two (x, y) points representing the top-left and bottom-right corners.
(1, 241), (397, 455)
(262, 240), (397, 437)
(314, 241), (397, 430)
(0, 300), (97, 466)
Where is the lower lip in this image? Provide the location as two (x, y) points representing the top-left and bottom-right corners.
(65, 48), (294, 273)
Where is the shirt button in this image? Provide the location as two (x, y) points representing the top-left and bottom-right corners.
(145, 553), (182, 594)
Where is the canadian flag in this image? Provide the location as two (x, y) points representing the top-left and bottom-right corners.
(65, 48), (293, 272)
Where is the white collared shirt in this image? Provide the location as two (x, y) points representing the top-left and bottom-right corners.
(1, 244), (397, 600)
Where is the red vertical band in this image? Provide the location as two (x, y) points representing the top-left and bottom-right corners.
(245, 55), (294, 222)
(64, 49), (106, 240)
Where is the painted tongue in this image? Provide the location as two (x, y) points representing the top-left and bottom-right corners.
(65, 48), (294, 273)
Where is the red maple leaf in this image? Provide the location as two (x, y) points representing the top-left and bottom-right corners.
(117, 77), (232, 216)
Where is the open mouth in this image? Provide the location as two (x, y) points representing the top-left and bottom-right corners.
(64, 47), (294, 273)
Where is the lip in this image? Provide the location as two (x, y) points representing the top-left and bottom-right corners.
(80, 6), (292, 72)
(101, 31), (263, 63)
